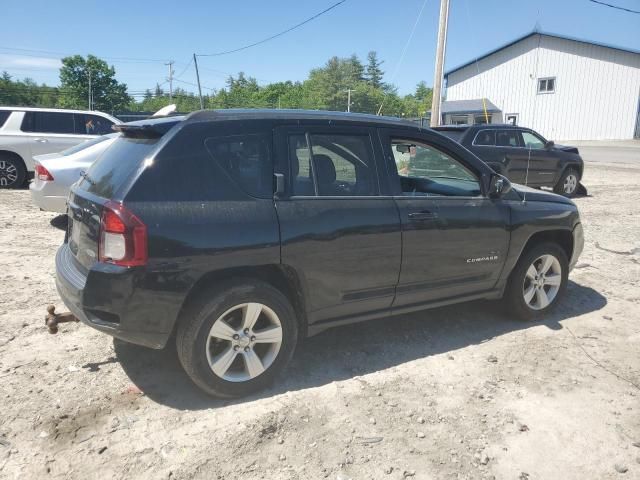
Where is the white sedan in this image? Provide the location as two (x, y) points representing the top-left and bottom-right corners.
(29, 133), (118, 213)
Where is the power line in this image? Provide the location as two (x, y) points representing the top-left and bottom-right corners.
(196, 0), (348, 57)
(377, 0), (428, 116)
(0, 46), (171, 63)
(588, 0), (640, 14)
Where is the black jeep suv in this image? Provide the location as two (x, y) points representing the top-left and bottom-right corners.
(56, 110), (584, 397)
(434, 124), (585, 197)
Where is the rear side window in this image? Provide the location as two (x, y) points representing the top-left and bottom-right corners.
(22, 111), (75, 134)
(204, 134), (272, 198)
(473, 130), (495, 146)
(289, 133), (377, 196)
(496, 130), (521, 147)
(79, 137), (156, 198)
(0, 111), (10, 128)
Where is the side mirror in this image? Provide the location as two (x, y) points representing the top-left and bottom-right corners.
(544, 140), (555, 149)
(489, 174), (512, 198)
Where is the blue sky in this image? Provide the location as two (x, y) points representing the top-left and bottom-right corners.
(0, 0), (638, 98)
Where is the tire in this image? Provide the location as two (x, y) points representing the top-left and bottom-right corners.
(0, 153), (27, 189)
(504, 242), (569, 321)
(176, 280), (298, 398)
(554, 168), (579, 197)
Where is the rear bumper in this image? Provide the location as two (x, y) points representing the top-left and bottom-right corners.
(569, 222), (584, 271)
(55, 243), (171, 349)
(29, 181), (67, 214)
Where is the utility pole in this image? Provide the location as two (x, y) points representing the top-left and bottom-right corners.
(430, 0), (450, 127)
(345, 88), (353, 112)
(165, 60), (175, 101)
(193, 54), (204, 110)
(87, 70), (92, 110)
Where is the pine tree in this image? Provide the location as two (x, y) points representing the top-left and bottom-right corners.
(365, 51), (384, 89)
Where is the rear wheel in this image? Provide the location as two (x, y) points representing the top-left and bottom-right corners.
(176, 280), (298, 398)
(0, 153), (26, 189)
(504, 243), (568, 321)
(554, 168), (579, 197)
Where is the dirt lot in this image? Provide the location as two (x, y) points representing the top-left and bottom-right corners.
(1, 144), (639, 480)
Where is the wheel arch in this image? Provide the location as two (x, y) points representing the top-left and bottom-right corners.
(521, 229), (574, 264)
(174, 264), (308, 338)
(0, 149), (26, 166)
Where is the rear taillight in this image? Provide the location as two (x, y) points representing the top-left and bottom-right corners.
(35, 163), (54, 181)
(98, 201), (147, 267)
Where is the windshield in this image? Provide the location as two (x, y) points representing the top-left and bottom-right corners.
(436, 130), (465, 143)
(61, 133), (118, 156)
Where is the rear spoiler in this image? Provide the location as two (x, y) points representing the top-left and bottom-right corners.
(112, 124), (167, 139)
(112, 116), (184, 139)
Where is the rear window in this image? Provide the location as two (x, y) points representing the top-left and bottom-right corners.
(0, 111), (11, 128)
(61, 134), (117, 156)
(436, 129), (465, 143)
(204, 134), (272, 198)
(78, 137), (157, 198)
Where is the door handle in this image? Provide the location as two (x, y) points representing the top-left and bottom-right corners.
(34, 138), (48, 143)
(408, 211), (438, 221)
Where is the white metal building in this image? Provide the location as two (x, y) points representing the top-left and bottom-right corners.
(444, 31), (640, 141)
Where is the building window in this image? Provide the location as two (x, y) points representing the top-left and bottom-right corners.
(474, 114), (491, 125)
(537, 77), (556, 94)
(450, 115), (468, 125)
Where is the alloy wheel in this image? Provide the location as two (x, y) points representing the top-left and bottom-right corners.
(206, 302), (283, 382)
(522, 254), (562, 310)
(563, 174), (578, 195)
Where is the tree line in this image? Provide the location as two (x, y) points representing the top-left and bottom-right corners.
(0, 52), (432, 118)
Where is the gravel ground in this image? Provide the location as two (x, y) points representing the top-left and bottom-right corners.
(1, 145), (639, 480)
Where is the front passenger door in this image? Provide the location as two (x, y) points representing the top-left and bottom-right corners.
(380, 129), (510, 308)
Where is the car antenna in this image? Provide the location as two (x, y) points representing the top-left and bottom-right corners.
(522, 30), (543, 204)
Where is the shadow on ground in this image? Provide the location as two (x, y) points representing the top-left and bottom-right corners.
(50, 214), (68, 230)
(114, 281), (606, 410)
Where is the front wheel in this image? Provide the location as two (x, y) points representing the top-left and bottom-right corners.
(176, 280), (298, 398)
(504, 243), (568, 321)
(554, 168), (579, 197)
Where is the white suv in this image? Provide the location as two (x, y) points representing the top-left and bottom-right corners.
(0, 107), (121, 188)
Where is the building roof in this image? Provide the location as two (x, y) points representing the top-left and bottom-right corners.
(440, 99), (501, 114)
(445, 30), (640, 78)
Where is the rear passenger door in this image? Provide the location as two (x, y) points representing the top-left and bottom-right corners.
(273, 125), (401, 326)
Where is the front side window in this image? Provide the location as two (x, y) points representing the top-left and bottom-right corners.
(75, 114), (114, 135)
(22, 112), (75, 134)
(205, 134), (272, 198)
(391, 139), (480, 197)
(496, 130), (521, 147)
(289, 133), (376, 197)
(520, 131), (545, 149)
(473, 130), (495, 146)
(538, 77), (556, 94)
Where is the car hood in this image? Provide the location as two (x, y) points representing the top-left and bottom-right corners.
(511, 183), (575, 205)
(553, 144), (580, 154)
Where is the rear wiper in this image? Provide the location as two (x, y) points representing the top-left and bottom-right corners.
(79, 170), (96, 186)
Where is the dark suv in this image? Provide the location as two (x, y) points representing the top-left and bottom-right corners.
(434, 124), (585, 197)
(56, 110), (584, 397)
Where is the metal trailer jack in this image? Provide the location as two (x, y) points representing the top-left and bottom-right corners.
(45, 305), (79, 334)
